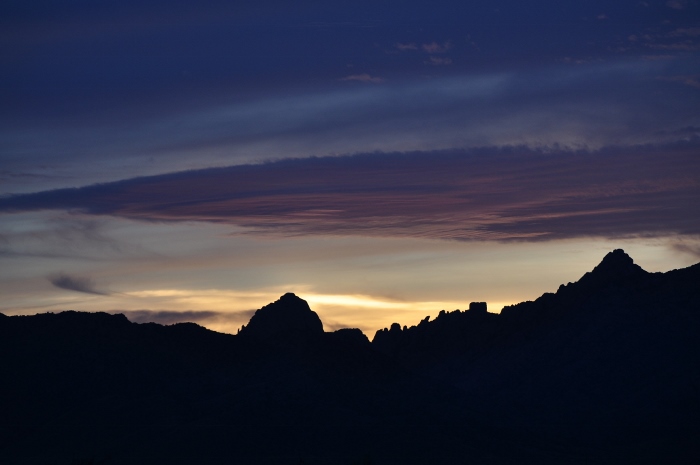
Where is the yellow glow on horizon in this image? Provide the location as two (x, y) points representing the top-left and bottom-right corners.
(128, 289), (276, 300)
(304, 294), (408, 309)
(298, 293), (517, 333)
(15, 287), (516, 335)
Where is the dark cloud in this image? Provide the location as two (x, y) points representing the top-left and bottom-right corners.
(113, 309), (255, 326)
(671, 241), (700, 259)
(49, 273), (109, 295)
(2, 142), (698, 242)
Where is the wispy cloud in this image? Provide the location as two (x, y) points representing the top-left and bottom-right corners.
(425, 56), (452, 66)
(114, 309), (254, 326)
(49, 273), (109, 295)
(670, 240), (700, 259)
(660, 75), (700, 88)
(395, 41), (452, 54)
(649, 43), (700, 51)
(396, 42), (418, 51)
(2, 59), (696, 197)
(0, 213), (147, 260)
(668, 27), (700, 37)
(299, 20), (383, 29)
(422, 41), (452, 54)
(2, 143), (698, 242)
(628, 24), (700, 53)
(666, 0), (688, 9)
(340, 73), (384, 83)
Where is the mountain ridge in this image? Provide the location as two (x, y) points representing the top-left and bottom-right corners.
(1, 249), (698, 465)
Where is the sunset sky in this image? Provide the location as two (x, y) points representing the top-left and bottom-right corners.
(1, 0), (699, 335)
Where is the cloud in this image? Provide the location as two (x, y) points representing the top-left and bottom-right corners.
(2, 59), (697, 197)
(300, 20), (382, 29)
(396, 42), (418, 51)
(668, 28), (700, 37)
(396, 41), (452, 54)
(622, 26), (700, 55)
(659, 75), (700, 88)
(0, 213), (147, 260)
(49, 273), (109, 295)
(655, 125), (700, 137)
(340, 73), (384, 83)
(425, 56), (452, 66)
(422, 41), (451, 53)
(670, 241), (700, 259)
(2, 142), (698, 242)
(113, 309), (255, 326)
(649, 43), (700, 51)
(666, 0), (688, 9)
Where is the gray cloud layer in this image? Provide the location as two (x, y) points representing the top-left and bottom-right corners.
(49, 273), (109, 295)
(114, 309), (255, 326)
(3, 143), (699, 242)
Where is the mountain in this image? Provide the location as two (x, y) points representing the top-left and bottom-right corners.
(238, 292), (324, 344)
(0, 250), (698, 464)
(371, 249), (700, 461)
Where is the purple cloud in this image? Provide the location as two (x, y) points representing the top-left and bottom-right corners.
(1, 143), (698, 242)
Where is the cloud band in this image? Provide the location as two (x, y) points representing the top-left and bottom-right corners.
(2, 143), (699, 242)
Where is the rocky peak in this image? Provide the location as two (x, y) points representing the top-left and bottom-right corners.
(593, 249), (646, 276)
(469, 302), (487, 314)
(238, 293), (324, 343)
(578, 249), (647, 286)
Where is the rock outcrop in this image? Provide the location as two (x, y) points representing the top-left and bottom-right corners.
(578, 248), (648, 285)
(237, 292), (324, 344)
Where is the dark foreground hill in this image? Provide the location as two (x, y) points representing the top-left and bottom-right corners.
(1, 250), (698, 464)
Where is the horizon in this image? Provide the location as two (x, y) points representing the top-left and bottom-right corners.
(1, 1), (699, 336)
(1, 247), (697, 336)
(4, 243), (698, 464)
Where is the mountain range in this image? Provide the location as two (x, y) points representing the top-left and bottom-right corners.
(1, 249), (698, 464)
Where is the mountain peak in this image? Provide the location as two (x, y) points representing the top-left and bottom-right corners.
(238, 293), (324, 342)
(584, 249), (647, 282)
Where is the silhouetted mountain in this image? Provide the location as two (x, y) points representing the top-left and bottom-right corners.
(581, 248), (647, 281)
(1, 250), (698, 464)
(371, 249), (700, 463)
(238, 292), (324, 345)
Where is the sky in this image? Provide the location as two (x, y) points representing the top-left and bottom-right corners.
(1, 0), (699, 336)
